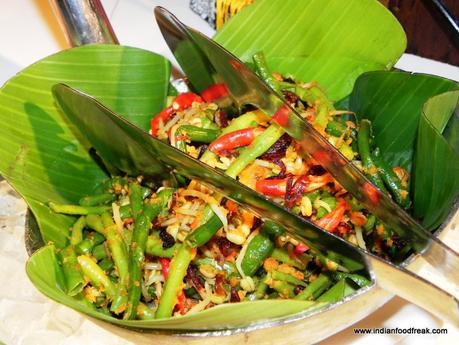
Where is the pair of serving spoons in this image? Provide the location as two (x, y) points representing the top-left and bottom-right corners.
(38, 0), (459, 326)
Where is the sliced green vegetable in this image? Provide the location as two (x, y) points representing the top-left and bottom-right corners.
(294, 274), (332, 301)
(241, 233), (274, 276)
(316, 279), (357, 303)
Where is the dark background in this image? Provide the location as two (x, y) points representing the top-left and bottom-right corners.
(382, 0), (458, 65)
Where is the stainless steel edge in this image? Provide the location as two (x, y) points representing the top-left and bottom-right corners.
(49, 0), (118, 46)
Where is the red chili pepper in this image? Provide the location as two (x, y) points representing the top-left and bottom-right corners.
(229, 59), (244, 71)
(208, 127), (264, 154)
(150, 92), (203, 136)
(294, 243), (310, 255)
(201, 83), (229, 102)
(363, 181), (380, 205)
(272, 105), (290, 127)
(316, 199), (350, 233)
(303, 173), (334, 193)
(171, 92), (203, 111)
(175, 291), (186, 315)
(123, 217), (134, 225)
(160, 258), (170, 279)
(285, 175), (308, 208)
(255, 178), (287, 197)
(311, 149), (334, 169)
(151, 106), (175, 137)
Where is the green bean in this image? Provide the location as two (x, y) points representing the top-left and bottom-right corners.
(98, 258), (114, 271)
(76, 240), (93, 255)
(364, 214), (376, 232)
(270, 248), (308, 270)
(87, 232), (106, 245)
(201, 204), (217, 223)
(77, 255), (116, 298)
(156, 245), (194, 319)
(129, 183), (144, 219)
(316, 279), (356, 303)
(175, 125), (221, 152)
(332, 272), (371, 288)
(316, 207), (328, 219)
(226, 124), (285, 178)
(75, 232), (105, 255)
(150, 188), (175, 218)
(48, 202), (110, 215)
(261, 220), (285, 238)
(254, 275), (268, 299)
(201, 116), (220, 130)
(139, 186), (152, 200)
(111, 289), (128, 315)
(124, 213), (151, 319)
(315, 196), (337, 219)
(200, 111), (261, 163)
(372, 148), (411, 209)
(271, 270), (307, 287)
(86, 214), (105, 234)
(252, 51), (280, 93)
(124, 188), (174, 320)
(119, 204), (132, 219)
(70, 216), (86, 245)
(79, 193), (116, 206)
(58, 246), (84, 296)
(185, 211), (223, 248)
(100, 212), (129, 287)
(92, 244), (108, 260)
(357, 119), (387, 192)
(325, 120), (347, 137)
(145, 233), (177, 258)
(322, 249), (365, 272)
(348, 196), (364, 211)
(241, 233), (274, 276)
(98, 258), (115, 272)
(137, 303), (156, 320)
(294, 273), (332, 301)
(271, 280), (295, 298)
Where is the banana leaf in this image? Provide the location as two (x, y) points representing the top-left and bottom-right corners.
(413, 91), (459, 229)
(0, 45), (170, 248)
(214, 0), (406, 101)
(349, 71), (459, 229)
(26, 245), (321, 330)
